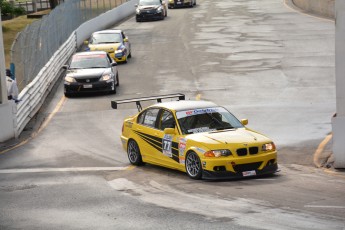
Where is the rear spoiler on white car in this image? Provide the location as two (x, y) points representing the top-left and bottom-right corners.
(111, 93), (185, 111)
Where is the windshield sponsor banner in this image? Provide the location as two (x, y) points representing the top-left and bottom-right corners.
(176, 107), (226, 119)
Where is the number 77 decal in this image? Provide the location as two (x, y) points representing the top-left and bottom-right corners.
(162, 134), (173, 157)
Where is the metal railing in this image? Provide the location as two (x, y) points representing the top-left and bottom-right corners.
(10, 0), (128, 91)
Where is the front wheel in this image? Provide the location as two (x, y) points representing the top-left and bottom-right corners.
(127, 140), (144, 166)
(115, 73), (119, 86)
(185, 151), (202, 179)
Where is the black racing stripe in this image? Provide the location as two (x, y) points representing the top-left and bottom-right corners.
(172, 141), (178, 149)
(133, 130), (180, 163)
(133, 130), (162, 151)
(135, 130), (162, 143)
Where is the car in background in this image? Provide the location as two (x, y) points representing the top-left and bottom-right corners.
(85, 30), (131, 63)
(168, 0), (196, 8)
(112, 94), (278, 180)
(135, 0), (167, 22)
(63, 51), (119, 97)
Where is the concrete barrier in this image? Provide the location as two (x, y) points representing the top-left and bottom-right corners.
(292, 0), (335, 19)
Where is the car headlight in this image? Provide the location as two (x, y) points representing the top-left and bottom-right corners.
(262, 142), (276, 151)
(157, 6), (162, 13)
(204, 149), (232, 157)
(136, 8), (141, 14)
(100, 74), (112, 81)
(65, 76), (76, 83)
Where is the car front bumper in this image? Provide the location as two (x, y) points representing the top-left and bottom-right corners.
(64, 81), (113, 94)
(200, 151), (278, 180)
(136, 12), (164, 21)
(168, 0), (192, 8)
(109, 52), (127, 63)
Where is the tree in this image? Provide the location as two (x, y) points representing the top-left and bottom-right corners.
(0, 0), (25, 18)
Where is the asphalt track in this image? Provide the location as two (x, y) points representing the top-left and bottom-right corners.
(1, 0), (344, 229)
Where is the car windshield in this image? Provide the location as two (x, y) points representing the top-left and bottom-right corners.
(139, 0), (161, 6)
(176, 107), (244, 135)
(70, 54), (109, 69)
(89, 33), (122, 44)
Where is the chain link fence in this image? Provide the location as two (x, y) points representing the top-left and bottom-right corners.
(11, 0), (128, 91)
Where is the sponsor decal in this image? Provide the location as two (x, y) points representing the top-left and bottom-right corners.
(176, 107), (226, 119)
(162, 134), (173, 157)
(178, 138), (187, 164)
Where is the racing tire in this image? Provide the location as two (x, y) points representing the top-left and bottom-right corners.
(115, 73), (119, 86)
(185, 151), (202, 180)
(127, 140), (144, 166)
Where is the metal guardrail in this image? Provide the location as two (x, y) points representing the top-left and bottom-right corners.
(13, 0), (138, 138)
(15, 33), (76, 136)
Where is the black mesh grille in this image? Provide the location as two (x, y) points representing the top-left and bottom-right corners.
(249, 147), (259, 155)
(233, 162), (262, 172)
(76, 78), (99, 83)
(236, 148), (247, 156)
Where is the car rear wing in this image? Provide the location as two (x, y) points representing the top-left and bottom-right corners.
(111, 93), (185, 112)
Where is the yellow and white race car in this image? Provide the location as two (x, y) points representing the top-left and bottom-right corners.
(112, 94), (278, 180)
(85, 30), (131, 63)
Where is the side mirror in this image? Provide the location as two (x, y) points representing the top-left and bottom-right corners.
(111, 62), (117, 66)
(164, 128), (175, 135)
(241, 119), (248, 126)
(123, 38), (128, 42)
(62, 65), (69, 70)
(84, 40), (89, 45)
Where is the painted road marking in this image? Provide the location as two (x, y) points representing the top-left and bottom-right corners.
(0, 166), (130, 174)
(305, 205), (345, 209)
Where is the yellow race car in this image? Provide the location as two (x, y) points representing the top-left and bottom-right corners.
(112, 94), (278, 180)
(85, 30), (131, 63)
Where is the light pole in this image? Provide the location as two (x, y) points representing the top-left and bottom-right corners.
(333, 0), (345, 168)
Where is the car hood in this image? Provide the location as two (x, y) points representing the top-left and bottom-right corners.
(186, 128), (271, 145)
(88, 43), (122, 52)
(137, 5), (160, 10)
(66, 68), (108, 79)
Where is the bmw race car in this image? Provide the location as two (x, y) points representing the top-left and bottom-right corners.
(168, 0), (196, 8)
(112, 94), (278, 180)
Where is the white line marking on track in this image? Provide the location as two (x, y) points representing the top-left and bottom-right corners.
(0, 167), (129, 174)
(305, 205), (345, 209)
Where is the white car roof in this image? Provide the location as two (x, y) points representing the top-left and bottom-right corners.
(149, 100), (219, 112)
(92, 30), (122, 34)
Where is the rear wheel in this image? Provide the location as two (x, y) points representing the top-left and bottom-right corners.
(127, 140), (144, 166)
(185, 151), (202, 179)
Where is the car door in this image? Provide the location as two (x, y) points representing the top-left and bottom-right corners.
(154, 109), (182, 169)
(132, 107), (164, 164)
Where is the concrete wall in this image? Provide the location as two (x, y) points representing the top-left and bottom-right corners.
(292, 0), (335, 19)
